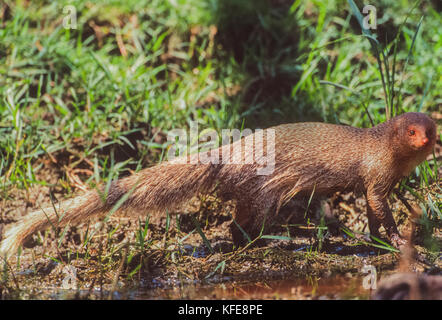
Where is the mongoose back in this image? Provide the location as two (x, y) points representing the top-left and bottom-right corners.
(0, 112), (437, 257)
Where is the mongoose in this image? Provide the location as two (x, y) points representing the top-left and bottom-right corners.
(0, 112), (437, 257)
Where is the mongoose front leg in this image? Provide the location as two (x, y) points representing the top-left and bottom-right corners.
(365, 194), (381, 239)
(366, 186), (405, 248)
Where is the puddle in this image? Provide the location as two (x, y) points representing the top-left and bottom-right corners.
(126, 275), (372, 300)
(9, 273), (374, 300)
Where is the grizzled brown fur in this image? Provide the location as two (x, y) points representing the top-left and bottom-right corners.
(0, 112), (437, 256)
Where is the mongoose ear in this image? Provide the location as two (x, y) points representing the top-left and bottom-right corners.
(392, 116), (405, 136)
(392, 121), (400, 137)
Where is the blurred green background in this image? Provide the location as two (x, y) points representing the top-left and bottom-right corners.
(0, 0), (440, 191)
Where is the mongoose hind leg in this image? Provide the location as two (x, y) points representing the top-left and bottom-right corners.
(230, 202), (254, 247)
(230, 201), (276, 248)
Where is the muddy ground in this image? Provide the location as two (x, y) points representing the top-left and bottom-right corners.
(1, 183), (441, 299)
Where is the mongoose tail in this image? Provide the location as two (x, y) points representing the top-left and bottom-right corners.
(0, 191), (102, 257)
(0, 161), (218, 258)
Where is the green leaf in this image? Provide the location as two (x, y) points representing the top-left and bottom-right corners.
(191, 216), (214, 254)
(261, 235), (292, 241)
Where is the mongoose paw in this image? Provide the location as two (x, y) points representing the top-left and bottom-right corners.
(389, 233), (407, 249)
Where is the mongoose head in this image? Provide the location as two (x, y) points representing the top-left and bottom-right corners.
(392, 112), (437, 156)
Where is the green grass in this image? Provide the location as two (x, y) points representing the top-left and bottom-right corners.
(0, 0), (440, 259)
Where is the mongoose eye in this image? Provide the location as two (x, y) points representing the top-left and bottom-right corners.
(408, 130), (415, 136)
